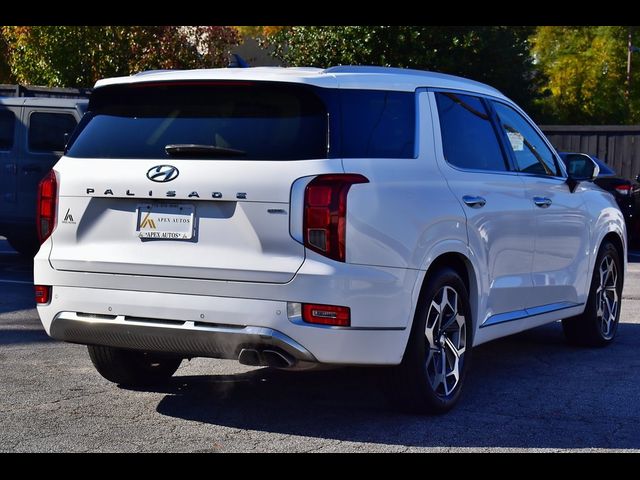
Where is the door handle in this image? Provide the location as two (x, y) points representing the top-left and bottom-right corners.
(533, 197), (552, 208)
(462, 195), (487, 208)
(22, 164), (42, 174)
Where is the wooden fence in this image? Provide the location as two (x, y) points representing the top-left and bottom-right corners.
(541, 125), (640, 181)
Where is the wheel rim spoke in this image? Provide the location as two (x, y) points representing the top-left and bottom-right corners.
(425, 285), (467, 397)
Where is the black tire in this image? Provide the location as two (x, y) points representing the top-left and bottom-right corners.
(387, 267), (473, 414)
(87, 345), (182, 386)
(562, 240), (622, 347)
(6, 235), (40, 258)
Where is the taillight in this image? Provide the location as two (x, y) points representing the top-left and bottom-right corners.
(35, 285), (51, 305)
(303, 174), (368, 262)
(615, 184), (632, 196)
(37, 170), (57, 243)
(302, 303), (350, 327)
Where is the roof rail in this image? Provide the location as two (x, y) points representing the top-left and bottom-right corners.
(133, 70), (173, 76)
(0, 84), (91, 99)
(323, 65), (420, 75)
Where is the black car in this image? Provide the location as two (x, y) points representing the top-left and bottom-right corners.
(559, 151), (640, 246)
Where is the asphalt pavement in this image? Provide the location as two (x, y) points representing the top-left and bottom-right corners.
(1, 237), (640, 452)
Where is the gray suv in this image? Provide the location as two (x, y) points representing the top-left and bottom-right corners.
(0, 86), (88, 255)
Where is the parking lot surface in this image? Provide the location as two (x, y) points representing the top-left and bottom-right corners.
(1, 237), (640, 452)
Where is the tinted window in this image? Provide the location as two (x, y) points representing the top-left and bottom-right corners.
(68, 83), (328, 160)
(435, 92), (507, 171)
(29, 112), (78, 152)
(340, 90), (415, 158)
(0, 110), (15, 150)
(492, 102), (560, 176)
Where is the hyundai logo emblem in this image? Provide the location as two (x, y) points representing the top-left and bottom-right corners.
(146, 165), (179, 183)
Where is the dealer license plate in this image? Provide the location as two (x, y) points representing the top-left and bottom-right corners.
(136, 204), (195, 240)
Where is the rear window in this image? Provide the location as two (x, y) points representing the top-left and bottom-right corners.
(0, 110), (15, 150)
(67, 82), (416, 160)
(29, 112), (78, 153)
(67, 83), (329, 160)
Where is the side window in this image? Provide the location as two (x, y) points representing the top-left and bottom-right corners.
(492, 101), (560, 176)
(28, 112), (78, 153)
(435, 92), (507, 172)
(0, 110), (15, 150)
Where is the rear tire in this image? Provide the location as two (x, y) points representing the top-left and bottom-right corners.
(562, 240), (622, 347)
(387, 267), (473, 414)
(87, 345), (182, 386)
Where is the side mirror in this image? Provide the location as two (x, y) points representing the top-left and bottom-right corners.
(589, 159), (600, 182)
(636, 174), (640, 183)
(564, 154), (599, 193)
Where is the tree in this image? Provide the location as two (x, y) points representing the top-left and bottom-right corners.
(1, 26), (239, 88)
(264, 26), (540, 113)
(0, 29), (13, 83)
(531, 26), (640, 124)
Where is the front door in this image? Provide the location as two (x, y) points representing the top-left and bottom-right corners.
(490, 100), (590, 309)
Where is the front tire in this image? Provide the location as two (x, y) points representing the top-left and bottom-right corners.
(87, 345), (182, 386)
(388, 267), (473, 414)
(562, 240), (622, 347)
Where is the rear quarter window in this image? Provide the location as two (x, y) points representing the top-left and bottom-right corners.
(339, 90), (415, 158)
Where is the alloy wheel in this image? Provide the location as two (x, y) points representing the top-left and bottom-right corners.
(424, 285), (467, 397)
(596, 255), (619, 339)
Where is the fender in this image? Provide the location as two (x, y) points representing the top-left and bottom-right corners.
(406, 240), (484, 348)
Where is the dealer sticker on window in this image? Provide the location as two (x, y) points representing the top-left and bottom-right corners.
(136, 204), (195, 240)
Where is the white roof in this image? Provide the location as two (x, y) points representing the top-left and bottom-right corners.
(93, 65), (507, 100)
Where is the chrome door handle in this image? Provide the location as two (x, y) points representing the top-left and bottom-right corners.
(462, 195), (486, 208)
(533, 197), (552, 208)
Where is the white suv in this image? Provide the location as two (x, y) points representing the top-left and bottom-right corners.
(34, 66), (626, 413)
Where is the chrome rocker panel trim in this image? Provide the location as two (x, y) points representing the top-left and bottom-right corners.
(481, 301), (584, 328)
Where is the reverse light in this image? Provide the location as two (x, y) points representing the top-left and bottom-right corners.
(37, 170), (58, 243)
(615, 184), (632, 196)
(35, 285), (51, 305)
(303, 174), (368, 262)
(302, 303), (351, 327)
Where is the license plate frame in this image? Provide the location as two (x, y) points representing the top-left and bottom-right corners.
(135, 203), (195, 240)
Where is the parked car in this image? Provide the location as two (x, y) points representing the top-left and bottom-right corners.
(0, 85), (89, 256)
(559, 152), (640, 247)
(34, 67), (626, 413)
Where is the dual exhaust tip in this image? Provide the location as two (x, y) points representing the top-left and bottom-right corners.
(238, 348), (295, 368)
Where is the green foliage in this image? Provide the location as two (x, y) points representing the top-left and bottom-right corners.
(1, 26), (239, 88)
(0, 32), (13, 83)
(531, 26), (640, 124)
(264, 26), (540, 113)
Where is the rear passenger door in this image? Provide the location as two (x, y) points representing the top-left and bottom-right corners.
(17, 108), (79, 224)
(0, 105), (20, 221)
(430, 91), (537, 325)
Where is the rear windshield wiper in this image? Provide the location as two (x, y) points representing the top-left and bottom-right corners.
(165, 144), (246, 157)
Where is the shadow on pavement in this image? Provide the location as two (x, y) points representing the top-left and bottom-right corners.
(0, 328), (52, 346)
(150, 322), (640, 450)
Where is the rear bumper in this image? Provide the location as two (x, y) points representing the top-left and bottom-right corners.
(50, 312), (316, 366)
(35, 252), (419, 365)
